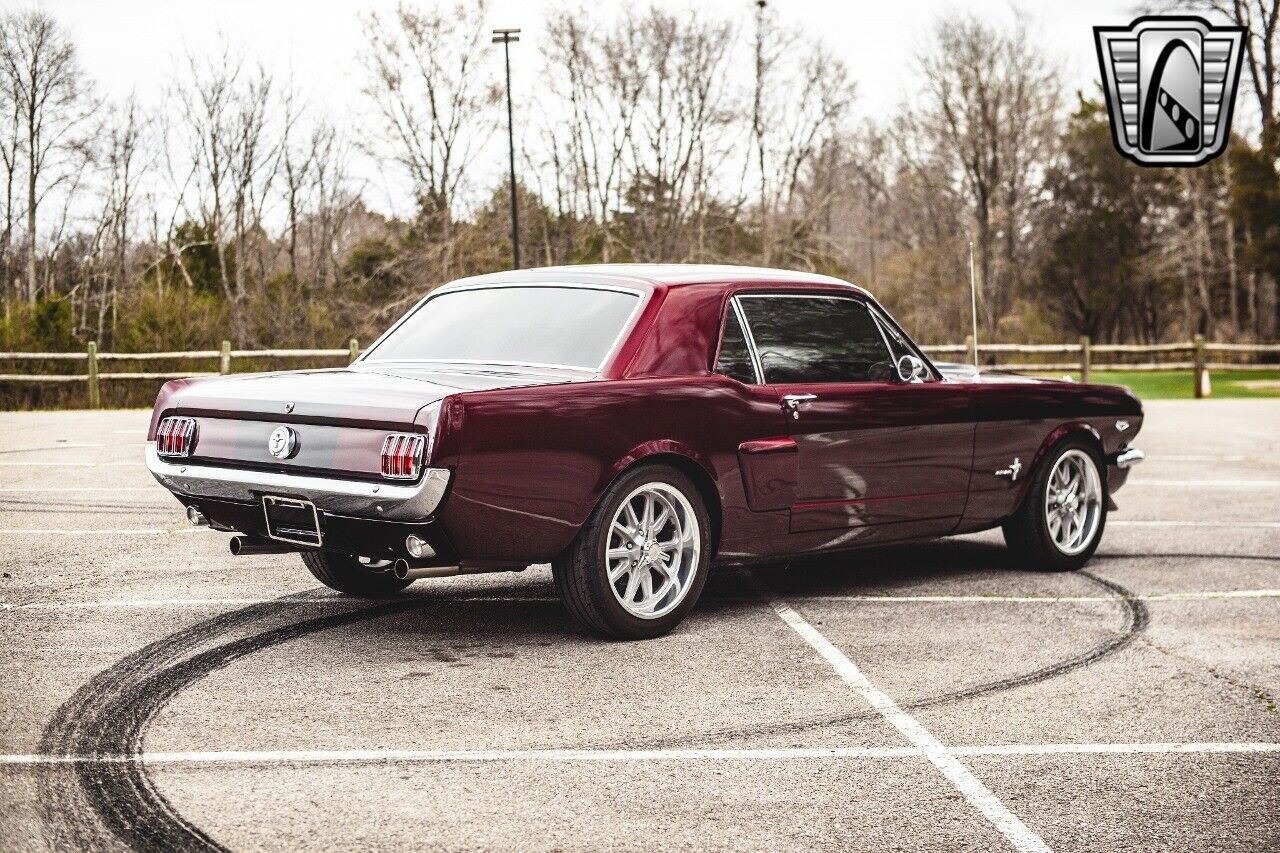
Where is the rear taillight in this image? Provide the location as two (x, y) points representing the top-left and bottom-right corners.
(156, 416), (197, 457)
(380, 433), (426, 480)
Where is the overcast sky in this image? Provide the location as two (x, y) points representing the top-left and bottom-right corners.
(33, 0), (1170, 216)
(40, 0), (1145, 119)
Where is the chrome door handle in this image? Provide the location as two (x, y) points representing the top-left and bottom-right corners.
(782, 394), (817, 419)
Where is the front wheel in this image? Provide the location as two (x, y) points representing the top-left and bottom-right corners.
(1002, 438), (1107, 571)
(552, 465), (711, 640)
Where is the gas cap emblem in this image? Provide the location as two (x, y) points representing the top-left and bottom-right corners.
(268, 426), (298, 459)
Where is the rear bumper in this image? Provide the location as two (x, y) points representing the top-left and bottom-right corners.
(184, 494), (459, 563)
(145, 443), (451, 522)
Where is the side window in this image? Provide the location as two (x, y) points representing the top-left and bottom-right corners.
(870, 305), (935, 381)
(737, 295), (894, 384)
(715, 304), (758, 384)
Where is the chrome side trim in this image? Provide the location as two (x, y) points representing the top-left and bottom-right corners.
(146, 443), (451, 521)
(1115, 446), (1145, 468)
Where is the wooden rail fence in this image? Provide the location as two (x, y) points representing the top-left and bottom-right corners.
(1, 335), (1277, 406)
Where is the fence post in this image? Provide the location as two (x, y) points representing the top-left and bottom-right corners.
(219, 340), (231, 374)
(86, 341), (100, 409)
(1079, 335), (1091, 383)
(964, 334), (975, 368)
(348, 337), (360, 365)
(1193, 334), (1207, 398)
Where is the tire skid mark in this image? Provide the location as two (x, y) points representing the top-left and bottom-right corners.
(37, 566), (1147, 850)
(36, 591), (427, 852)
(590, 569), (1149, 750)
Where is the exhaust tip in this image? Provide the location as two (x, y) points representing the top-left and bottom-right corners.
(392, 559), (411, 581)
(186, 505), (208, 527)
(229, 536), (247, 556)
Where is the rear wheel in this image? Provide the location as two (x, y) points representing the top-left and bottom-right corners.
(302, 551), (412, 597)
(552, 465), (710, 640)
(1003, 438), (1107, 571)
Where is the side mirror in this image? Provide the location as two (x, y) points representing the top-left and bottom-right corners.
(896, 354), (926, 383)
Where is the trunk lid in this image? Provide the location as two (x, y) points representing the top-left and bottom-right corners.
(154, 363), (590, 480)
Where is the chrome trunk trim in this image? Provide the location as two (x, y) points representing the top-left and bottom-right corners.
(146, 443), (451, 521)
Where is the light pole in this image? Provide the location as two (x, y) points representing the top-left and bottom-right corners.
(492, 28), (521, 270)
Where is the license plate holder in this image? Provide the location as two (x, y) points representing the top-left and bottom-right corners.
(262, 495), (322, 547)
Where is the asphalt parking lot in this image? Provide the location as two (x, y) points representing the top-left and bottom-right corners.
(0, 400), (1277, 852)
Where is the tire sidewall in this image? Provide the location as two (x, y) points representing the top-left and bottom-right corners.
(1026, 438), (1108, 570)
(583, 465), (712, 639)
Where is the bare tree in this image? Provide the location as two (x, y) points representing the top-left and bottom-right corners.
(908, 13), (1059, 332)
(361, 1), (497, 234)
(543, 7), (644, 261)
(170, 44), (277, 304)
(0, 9), (94, 303)
(743, 4), (854, 264)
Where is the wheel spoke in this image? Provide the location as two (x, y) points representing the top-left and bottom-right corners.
(639, 571), (654, 602)
(604, 482), (701, 619)
(652, 504), (671, 535)
(623, 569), (642, 602)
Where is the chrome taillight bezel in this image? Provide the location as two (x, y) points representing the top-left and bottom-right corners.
(380, 433), (426, 480)
(156, 416), (198, 458)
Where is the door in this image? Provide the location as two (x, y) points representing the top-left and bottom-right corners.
(735, 293), (976, 540)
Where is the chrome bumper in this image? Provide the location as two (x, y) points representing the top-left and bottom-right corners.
(1114, 446), (1145, 469)
(145, 443), (451, 521)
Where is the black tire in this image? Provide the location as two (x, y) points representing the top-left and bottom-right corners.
(552, 464), (711, 640)
(1002, 436), (1108, 572)
(301, 551), (412, 597)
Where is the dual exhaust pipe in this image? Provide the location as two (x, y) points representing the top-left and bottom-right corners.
(229, 535), (458, 579)
(228, 536), (298, 556)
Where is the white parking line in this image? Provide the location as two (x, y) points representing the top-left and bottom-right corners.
(753, 576), (1051, 853)
(1110, 520), (1280, 529)
(0, 528), (207, 535)
(1151, 455), (1246, 462)
(2, 741), (1276, 767)
(1129, 479), (1280, 487)
(0, 487), (161, 493)
(0, 461), (142, 467)
(790, 590), (1280, 604)
(0, 595), (558, 612)
(7, 589), (1275, 613)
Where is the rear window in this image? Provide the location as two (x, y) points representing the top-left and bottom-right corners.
(365, 286), (641, 370)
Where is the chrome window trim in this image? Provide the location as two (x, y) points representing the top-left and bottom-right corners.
(865, 301), (938, 382)
(734, 292), (894, 385)
(358, 283), (647, 374)
(717, 296), (764, 385)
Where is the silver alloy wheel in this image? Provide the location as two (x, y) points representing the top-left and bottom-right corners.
(606, 481), (701, 620)
(1044, 448), (1104, 556)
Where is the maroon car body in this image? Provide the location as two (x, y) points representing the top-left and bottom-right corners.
(148, 265), (1143, 609)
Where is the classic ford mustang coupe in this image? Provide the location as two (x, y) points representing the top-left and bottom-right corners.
(148, 265), (1144, 638)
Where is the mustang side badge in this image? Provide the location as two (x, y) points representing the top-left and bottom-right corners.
(1094, 16), (1246, 167)
(996, 458), (1022, 482)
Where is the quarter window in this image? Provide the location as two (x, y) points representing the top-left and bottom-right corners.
(714, 305), (758, 383)
(737, 295), (894, 384)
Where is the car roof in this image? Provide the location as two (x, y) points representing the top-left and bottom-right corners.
(438, 263), (869, 297)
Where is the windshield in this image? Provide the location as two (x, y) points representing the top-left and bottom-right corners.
(365, 285), (641, 370)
